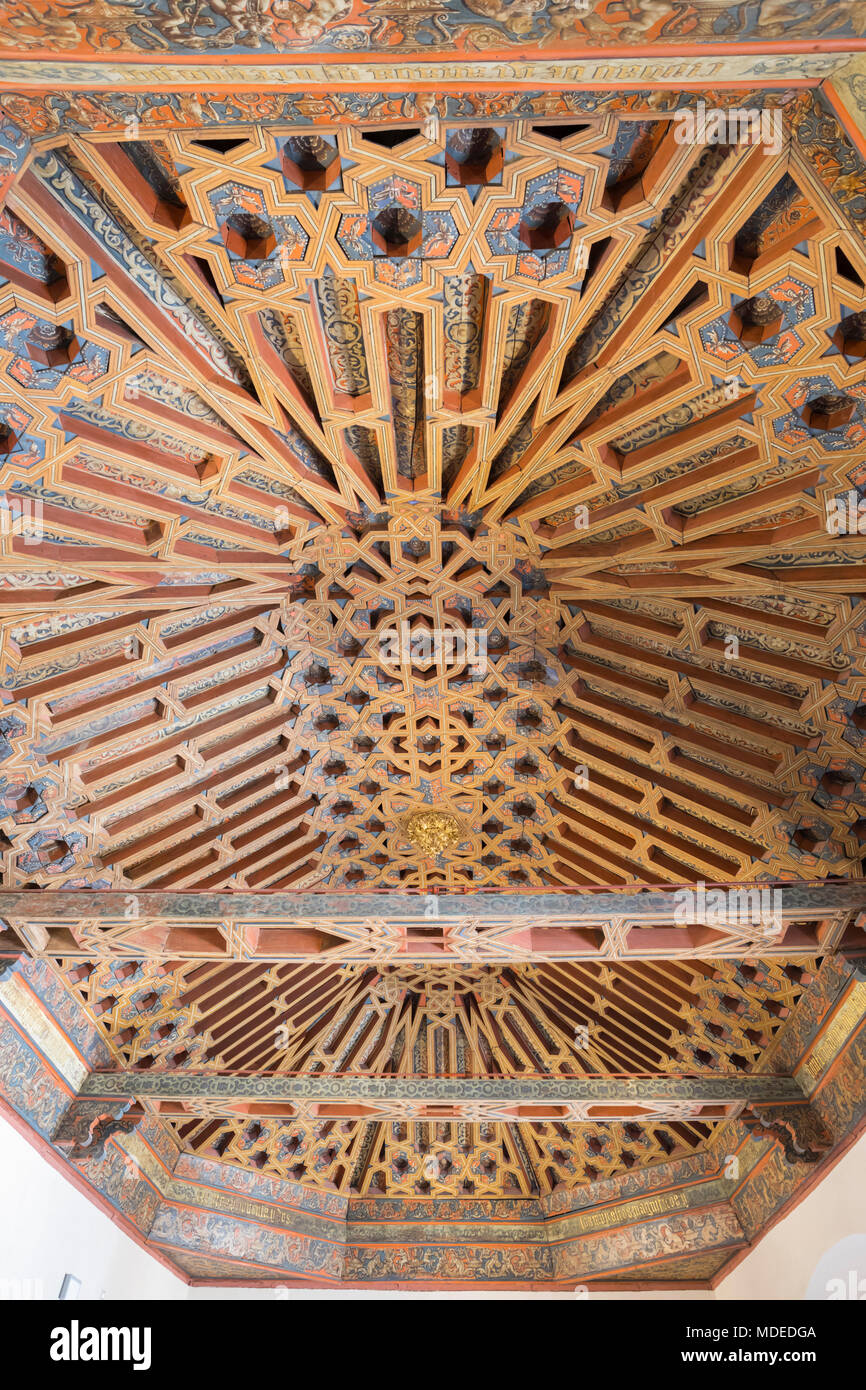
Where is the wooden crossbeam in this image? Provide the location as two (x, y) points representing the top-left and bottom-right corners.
(1, 881), (860, 963)
(79, 1070), (806, 1123)
(1, 882), (863, 920)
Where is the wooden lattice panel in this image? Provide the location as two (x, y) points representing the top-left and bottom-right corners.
(49, 951), (816, 1196)
(0, 116), (864, 894)
(0, 4), (863, 1288)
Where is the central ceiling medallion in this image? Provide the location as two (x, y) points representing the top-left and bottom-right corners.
(375, 965), (506, 1017)
(403, 808), (463, 857)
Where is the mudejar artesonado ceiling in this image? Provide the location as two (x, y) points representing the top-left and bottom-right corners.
(0, 0), (863, 1290)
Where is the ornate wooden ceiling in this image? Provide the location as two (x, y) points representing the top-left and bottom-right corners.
(0, 3), (864, 1285)
(51, 951), (816, 1197)
(0, 113), (864, 898)
(0, 0), (861, 58)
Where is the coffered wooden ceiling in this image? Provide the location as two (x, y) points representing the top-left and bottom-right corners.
(0, 7), (865, 1215)
(51, 950), (816, 1197)
(0, 116), (864, 898)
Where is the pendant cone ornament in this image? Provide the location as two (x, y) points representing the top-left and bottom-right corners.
(403, 808), (463, 856)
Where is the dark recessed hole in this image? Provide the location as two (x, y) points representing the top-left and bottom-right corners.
(94, 300), (146, 346)
(661, 280), (709, 331)
(836, 246), (864, 287)
(533, 123), (592, 141)
(192, 137), (248, 154)
(185, 253), (225, 305)
(577, 236), (613, 301)
(363, 126), (421, 149)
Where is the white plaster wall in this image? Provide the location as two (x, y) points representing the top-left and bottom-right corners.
(0, 1115), (186, 1301)
(715, 1131), (866, 1301)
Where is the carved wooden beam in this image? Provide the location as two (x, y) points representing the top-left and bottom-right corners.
(78, 1070), (806, 1124)
(741, 1103), (834, 1164)
(52, 1100), (145, 1163)
(2, 880), (861, 963)
(2, 881), (863, 920)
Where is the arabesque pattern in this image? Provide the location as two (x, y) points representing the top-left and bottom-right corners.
(0, 76), (864, 1229)
(0, 118), (864, 895)
(52, 950), (815, 1196)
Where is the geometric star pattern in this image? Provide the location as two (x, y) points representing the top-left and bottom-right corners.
(0, 121), (865, 898)
(52, 950), (816, 1196)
